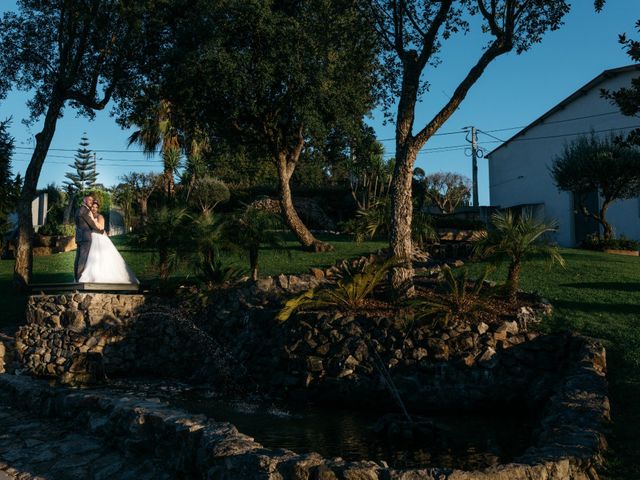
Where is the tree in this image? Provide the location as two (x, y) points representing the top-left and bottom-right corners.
(475, 209), (565, 303)
(63, 133), (98, 194)
(152, 0), (378, 252)
(0, 1), (156, 288)
(0, 118), (19, 251)
(551, 135), (640, 241)
(127, 100), (183, 199)
(601, 19), (640, 145)
(364, 0), (570, 296)
(346, 124), (392, 211)
(189, 176), (230, 215)
(419, 172), (471, 214)
(139, 206), (188, 282)
(112, 182), (135, 233)
(119, 172), (159, 226)
(225, 207), (286, 281)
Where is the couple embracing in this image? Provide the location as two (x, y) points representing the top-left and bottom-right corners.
(74, 194), (138, 285)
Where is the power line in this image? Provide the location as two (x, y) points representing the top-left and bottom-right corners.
(13, 145), (154, 154)
(377, 111), (622, 141)
(485, 124), (640, 146)
(12, 151), (162, 163)
(382, 124), (640, 158)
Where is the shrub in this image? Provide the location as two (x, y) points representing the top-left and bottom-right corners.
(582, 234), (640, 252)
(474, 209), (565, 303)
(277, 257), (396, 321)
(411, 265), (493, 328)
(189, 176), (230, 214)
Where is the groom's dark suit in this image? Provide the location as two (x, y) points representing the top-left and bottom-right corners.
(74, 203), (105, 282)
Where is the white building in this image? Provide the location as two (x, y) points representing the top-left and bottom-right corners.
(487, 64), (640, 247)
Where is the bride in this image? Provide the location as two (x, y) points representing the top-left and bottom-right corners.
(78, 200), (139, 284)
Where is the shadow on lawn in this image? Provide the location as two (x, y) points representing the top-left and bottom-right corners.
(560, 282), (640, 293)
(553, 299), (640, 316)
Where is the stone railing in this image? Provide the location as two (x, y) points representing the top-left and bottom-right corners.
(0, 335), (609, 480)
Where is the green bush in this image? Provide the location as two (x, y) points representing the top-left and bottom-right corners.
(38, 221), (75, 237)
(411, 264), (493, 328)
(581, 234), (639, 252)
(277, 257), (396, 321)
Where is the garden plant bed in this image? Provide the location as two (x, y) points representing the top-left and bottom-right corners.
(5, 253), (611, 479)
(603, 249), (639, 257)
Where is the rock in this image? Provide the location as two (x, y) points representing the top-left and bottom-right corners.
(413, 348), (428, 361)
(477, 322), (489, 334)
(493, 330), (508, 342)
(478, 347), (498, 368)
(306, 356), (324, 372)
(277, 274), (289, 290)
(310, 268), (325, 280)
(497, 320), (519, 335)
(65, 310), (86, 333)
(254, 277), (274, 292)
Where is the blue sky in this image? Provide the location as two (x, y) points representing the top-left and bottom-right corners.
(0, 0), (638, 205)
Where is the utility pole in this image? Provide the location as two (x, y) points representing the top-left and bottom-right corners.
(464, 126), (480, 207)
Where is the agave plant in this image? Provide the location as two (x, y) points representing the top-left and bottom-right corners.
(412, 264), (493, 328)
(277, 257), (396, 321)
(474, 209), (565, 303)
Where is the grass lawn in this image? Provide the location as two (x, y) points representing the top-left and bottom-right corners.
(0, 233), (387, 329)
(467, 249), (640, 480)
(0, 238), (638, 478)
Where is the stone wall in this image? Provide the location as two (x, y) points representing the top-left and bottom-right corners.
(197, 275), (559, 412)
(17, 294), (236, 387)
(0, 335), (609, 480)
(0, 334), (15, 374)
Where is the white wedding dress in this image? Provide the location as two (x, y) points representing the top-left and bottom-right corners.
(79, 232), (139, 284)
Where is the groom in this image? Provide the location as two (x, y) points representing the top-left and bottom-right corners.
(74, 193), (105, 282)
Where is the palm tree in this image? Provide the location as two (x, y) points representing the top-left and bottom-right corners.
(226, 207), (286, 281)
(474, 209), (565, 303)
(138, 206), (188, 282)
(127, 100), (182, 199)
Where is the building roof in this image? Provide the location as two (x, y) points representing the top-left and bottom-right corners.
(486, 64), (640, 157)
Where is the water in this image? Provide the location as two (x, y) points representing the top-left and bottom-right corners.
(105, 380), (535, 470)
(173, 392), (535, 470)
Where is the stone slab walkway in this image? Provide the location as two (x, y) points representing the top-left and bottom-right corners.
(0, 403), (172, 480)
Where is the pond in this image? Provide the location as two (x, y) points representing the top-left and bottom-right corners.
(112, 380), (536, 470)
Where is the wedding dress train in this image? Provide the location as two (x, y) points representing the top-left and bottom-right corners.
(78, 233), (139, 284)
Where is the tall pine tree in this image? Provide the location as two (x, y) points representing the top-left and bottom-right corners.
(0, 118), (19, 249)
(64, 134), (98, 194)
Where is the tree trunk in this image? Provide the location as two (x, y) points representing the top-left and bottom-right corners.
(389, 145), (419, 296)
(389, 65), (421, 298)
(600, 200), (613, 242)
(507, 260), (521, 304)
(63, 191), (76, 225)
(139, 198), (148, 226)
(250, 247), (259, 281)
(159, 248), (169, 282)
(13, 98), (64, 290)
(275, 151), (332, 252)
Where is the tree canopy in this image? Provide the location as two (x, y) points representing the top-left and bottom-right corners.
(363, 0), (571, 295)
(601, 19), (640, 145)
(0, 0), (164, 287)
(551, 135), (640, 241)
(125, 0), (379, 251)
(63, 134), (98, 194)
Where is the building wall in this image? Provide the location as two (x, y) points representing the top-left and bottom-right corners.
(488, 69), (640, 246)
